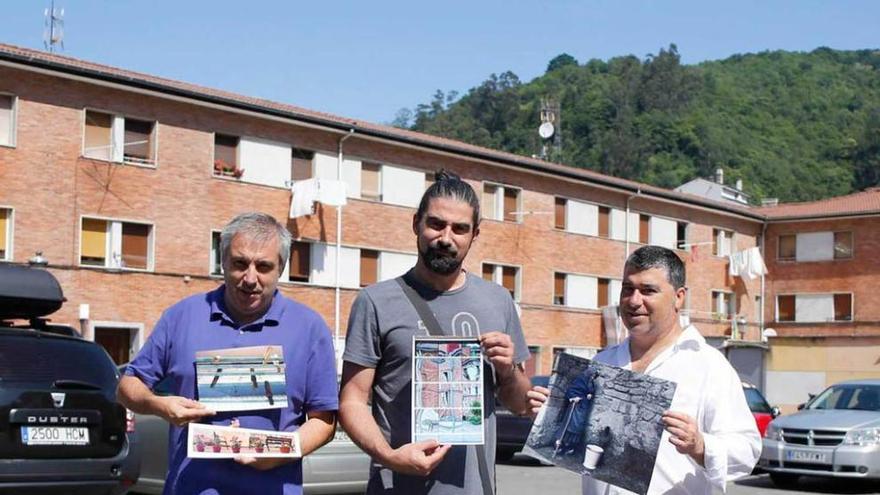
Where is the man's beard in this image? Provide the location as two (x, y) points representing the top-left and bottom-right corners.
(420, 243), (462, 275)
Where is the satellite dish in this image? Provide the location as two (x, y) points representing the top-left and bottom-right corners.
(538, 122), (555, 139)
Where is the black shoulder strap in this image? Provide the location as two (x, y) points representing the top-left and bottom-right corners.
(395, 275), (495, 495)
(396, 276), (444, 337)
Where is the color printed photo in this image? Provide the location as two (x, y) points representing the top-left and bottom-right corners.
(524, 353), (676, 495)
(195, 345), (288, 412)
(187, 423), (301, 459)
(411, 337), (484, 445)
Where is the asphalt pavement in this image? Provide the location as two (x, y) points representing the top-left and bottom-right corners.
(496, 454), (880, 495)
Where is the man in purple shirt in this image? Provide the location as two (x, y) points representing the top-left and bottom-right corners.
(118, 212), (338, 495)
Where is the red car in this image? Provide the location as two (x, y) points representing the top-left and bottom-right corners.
(742, 382), (780, 436)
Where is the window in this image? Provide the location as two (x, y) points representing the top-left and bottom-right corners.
(0, 208), (11, 261)
(711, 291), (736, 320)
(778, 231), (853, 262)
(123, 118), (156, 165)
(213, 134), (240, 176)
(524, 346), (541, 377)
(553, 273), (565, 305)
(553, 273), (619, 309)
(482, 263), (520, 300)
(639, 215), (650, 244)
(777, 295), (795, 322)
(598, 278), (610, 307)
(288, 241), (311, 283)
(210, 231), (223, 276)
(291, 148), (314, 181)
(834, 232), (853, 259)
(554, 198), (566, 230)
(0, 94), (15, 147)
(483, 183), (520, 222)
(361, 162), (381, 201)
(778, 234), (796, 260)
(834, 293), (853, 321)
(299, 244), (416, 287)
(84, 111), (113, 161)
(598, 207), (611, 238)
(360, 249), (379, 287)
(713, 229), (734, 257)
(80, 217), (152, 270)
(83, 110), (156, 165)
(676, 222), (689, 250)
(777, 293), (853, 322)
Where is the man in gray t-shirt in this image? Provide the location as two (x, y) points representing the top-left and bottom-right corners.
(340, 170), (533, 495)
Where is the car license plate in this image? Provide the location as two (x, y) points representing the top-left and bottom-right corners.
(786, 449), (826, 463)
(21, 426), (90, 446)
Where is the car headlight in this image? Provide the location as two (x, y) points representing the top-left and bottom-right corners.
(764, 423), (782, 441)
(843, 428), (880, 446)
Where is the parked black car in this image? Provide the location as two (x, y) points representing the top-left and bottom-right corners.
(496, 375), (550, 461)
(0, 264), (140, 494)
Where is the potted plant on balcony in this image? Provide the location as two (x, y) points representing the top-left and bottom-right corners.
(195, 434), (206, 452)
(251, 436), (264, 453)
(213, 159), (244, 178)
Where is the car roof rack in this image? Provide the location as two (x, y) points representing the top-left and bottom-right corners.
(0, 264), (66, 319)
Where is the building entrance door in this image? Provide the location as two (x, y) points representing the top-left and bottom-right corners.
(94, 326), (134, 365)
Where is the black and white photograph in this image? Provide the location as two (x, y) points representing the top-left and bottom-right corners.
(524, 353), (676, 495)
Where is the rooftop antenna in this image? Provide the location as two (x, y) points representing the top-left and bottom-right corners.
(43, 1), (65, 53)
(538, 97), (561, 160)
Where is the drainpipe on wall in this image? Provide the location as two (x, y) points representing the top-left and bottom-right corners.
(760, 220), (767, 338)
(335, 130), (355, 365)
(624, 188), (642, 260)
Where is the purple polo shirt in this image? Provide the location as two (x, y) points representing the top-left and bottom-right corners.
(125, 286), (339, 495)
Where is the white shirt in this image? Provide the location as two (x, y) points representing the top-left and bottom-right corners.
(582, 325), (761, 495)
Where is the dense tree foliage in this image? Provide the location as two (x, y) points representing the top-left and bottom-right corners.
(398, 45), (880, 202)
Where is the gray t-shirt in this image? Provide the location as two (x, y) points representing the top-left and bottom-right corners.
(343, 271), (530, 495)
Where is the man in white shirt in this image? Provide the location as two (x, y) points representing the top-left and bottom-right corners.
(529, 246), (761, 494)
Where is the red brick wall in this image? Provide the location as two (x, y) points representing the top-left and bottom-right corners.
(0, 65), (762, 374)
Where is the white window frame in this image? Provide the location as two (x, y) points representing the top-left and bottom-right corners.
(0, 206), (13, 262)
(89, 320), (146, 356)
(554, 271), (606, 310)
(0, 93), (18, 148)
(711, 290), (736, 320)
(78, 215), (155, 272)
(482, 181), (522, 223)
(378, 163), (426, 208)
(212, 132), (242, 179)
(713, 228), (735, 257)
(210, 230), (223, 277)
(554, 196), (623, 240)
(481, 261), (522, 301)
(776, 292), (854, 323)
(777, 233), (796, 261)
(280, 239), (313, 284)
(676, 221), (690, 251)
(81, 108), (158, 167)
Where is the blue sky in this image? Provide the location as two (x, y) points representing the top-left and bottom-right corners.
(3, 1), (878, 124)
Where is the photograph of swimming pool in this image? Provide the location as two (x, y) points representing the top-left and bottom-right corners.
(195, 345), (288, 412)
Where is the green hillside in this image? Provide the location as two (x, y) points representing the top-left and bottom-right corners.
(395, 46), (880, 202)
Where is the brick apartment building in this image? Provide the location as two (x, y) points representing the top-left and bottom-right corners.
(0, 43), (873, 409)
(759, 190), (880, 410)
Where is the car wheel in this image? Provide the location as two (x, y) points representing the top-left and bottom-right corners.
(496, 448), (517, 462)
(769, 472), (800, 488)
